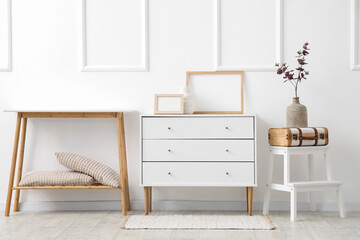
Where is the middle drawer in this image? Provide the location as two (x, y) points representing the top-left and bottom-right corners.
(143, 140), (254, 162)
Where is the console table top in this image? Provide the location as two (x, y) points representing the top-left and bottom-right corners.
(4, 109), (134, 113)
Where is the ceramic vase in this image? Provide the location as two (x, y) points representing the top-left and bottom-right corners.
(180, 86), (195, 114)
(286, 97), (308, 128)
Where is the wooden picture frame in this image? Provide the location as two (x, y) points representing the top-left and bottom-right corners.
(185, 71), (244, 114)
(154, 94), (184, 115)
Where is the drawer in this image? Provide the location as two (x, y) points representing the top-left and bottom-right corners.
(142, 117), (254, 139)
(143, 140), (254, 162)
(142, 162), (255, 186)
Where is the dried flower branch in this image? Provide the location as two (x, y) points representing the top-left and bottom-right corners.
(275, 42), (310, 98)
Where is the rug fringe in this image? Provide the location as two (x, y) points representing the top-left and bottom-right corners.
(263, 214), (276, 230)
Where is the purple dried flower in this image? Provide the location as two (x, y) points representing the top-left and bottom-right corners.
(274, 42), (310, 98)
(297, 59), (307, 65)
(302, 50), (309, 55)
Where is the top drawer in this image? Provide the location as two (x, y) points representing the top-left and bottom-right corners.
(142, 116), (254, 139)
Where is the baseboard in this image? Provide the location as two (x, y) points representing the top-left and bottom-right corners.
(0, 200), (359, 212)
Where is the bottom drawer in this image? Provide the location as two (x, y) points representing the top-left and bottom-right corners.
(142, 162), (255, 186)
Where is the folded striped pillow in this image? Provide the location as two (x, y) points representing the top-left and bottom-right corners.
(55, 152), (120, 187)
(19, 170), (94, 186)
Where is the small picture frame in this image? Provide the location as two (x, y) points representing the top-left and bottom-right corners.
(154, 94), (184, 115)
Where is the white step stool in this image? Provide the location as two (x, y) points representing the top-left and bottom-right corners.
(262, 146), (346, 221)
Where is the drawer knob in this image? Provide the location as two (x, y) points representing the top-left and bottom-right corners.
(168, 127), (171, 130)
(226, 149), (229, 152)
(168, 172), (171, 175)
(168, 149), (171, 152)
(226, 172), (229, 175)
(225, 126), (229, 130)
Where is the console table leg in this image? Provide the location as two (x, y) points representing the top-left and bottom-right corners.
(247, 187), (253, 216)
(14, 118), (28, 212)
(117, 112), (130, 215)
(5, 113), (22, 217)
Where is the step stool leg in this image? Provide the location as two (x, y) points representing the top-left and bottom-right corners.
(324, 151), (334, 181)
(263, 152), (274, 215)
(284, 150), (290, 185)
(290, 188), (297, 222)
(337, 185), (346, 218)
(308, 154), (316, 211)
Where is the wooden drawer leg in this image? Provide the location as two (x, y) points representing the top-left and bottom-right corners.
(246, 187), (253, 216)
(149, 187), (152, 212)
(246, 187), (248, 213)
(144, 187), (149, 215)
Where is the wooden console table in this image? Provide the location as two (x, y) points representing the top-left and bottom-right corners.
(4, 111), (131, 216)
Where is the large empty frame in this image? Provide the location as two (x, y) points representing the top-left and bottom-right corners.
(186, 71), (244, 114)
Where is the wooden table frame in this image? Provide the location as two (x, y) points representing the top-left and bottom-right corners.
(4, 112), (130, 216)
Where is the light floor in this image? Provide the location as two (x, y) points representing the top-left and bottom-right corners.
(1, 210), (359, 240)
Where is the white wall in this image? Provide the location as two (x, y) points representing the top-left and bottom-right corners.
(1, 0), (360, 211)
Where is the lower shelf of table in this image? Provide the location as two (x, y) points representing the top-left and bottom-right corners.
(13, 185), (121, 190)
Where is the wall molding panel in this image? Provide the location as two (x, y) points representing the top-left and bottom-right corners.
(351, 0), (360, 71)
(213, 0), (283, 71)
(0, 0), (12, 71)
(81, 0), (148, 72)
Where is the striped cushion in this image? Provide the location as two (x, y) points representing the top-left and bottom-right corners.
(19, 170), (94, 186)
(55, 152), (120, 187)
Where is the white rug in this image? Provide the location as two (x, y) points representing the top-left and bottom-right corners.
(123, 213), (275, 230)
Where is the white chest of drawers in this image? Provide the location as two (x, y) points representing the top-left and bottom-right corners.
(140, 114), (257, 215)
